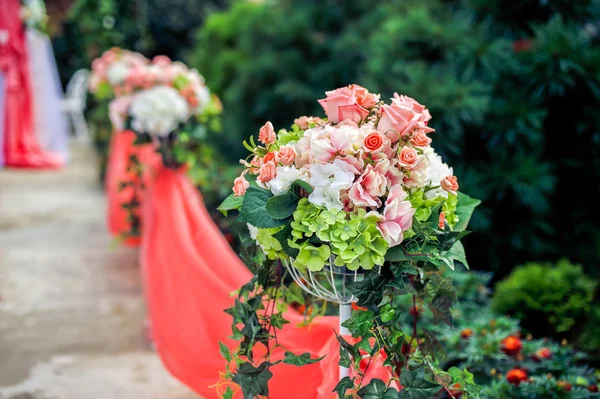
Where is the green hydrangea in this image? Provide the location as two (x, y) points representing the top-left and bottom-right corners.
(408, 189), (445, 223)
(332, 209), (388, 270)
(255, 227), (284, 260)
(290, 199), (324, 240)
(293, 243), (331, 271)
(442, 193), (459, 228)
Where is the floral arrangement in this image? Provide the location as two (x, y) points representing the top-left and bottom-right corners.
(89, 48), (148, 100)
(225, 84), (469, 272)
(219, 85), (481, 399)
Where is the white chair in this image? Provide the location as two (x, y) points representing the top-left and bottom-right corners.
(61, 69), (90, 142)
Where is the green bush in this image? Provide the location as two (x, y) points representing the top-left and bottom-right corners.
(492, 260), (596, 337)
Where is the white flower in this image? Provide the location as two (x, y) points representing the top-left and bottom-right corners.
(108, 96), (132, 131)
(308, 159), (355, 210)
(247, 224), (259, 241)
(269, 166), (303, 196)
(129, 85), (190, 137)
(106, 61), (130, 85)
(423, 147), (453, 199)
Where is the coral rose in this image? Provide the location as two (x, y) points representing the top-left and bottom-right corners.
(350, 84), (380, 109)
(348, 163), (388, 207)
(441, 175), (459, 195)
(439, 212), (447, 229)
(398, 147), (420, 170)
(258, 161), (277, 183)
(501, 336), (523, 356)
(263, 151), (279, 164)
(410, 131), (432, 148)
(318, 86), (370, 124)
(363, 131), (385, 152)
(506, 369), (528, 386)
(278, 146), (296, 166)
(258, 121), (276, 145)
(233, 176), (249, 197)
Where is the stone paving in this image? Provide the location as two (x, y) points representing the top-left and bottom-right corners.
(0, 143), (198, 399)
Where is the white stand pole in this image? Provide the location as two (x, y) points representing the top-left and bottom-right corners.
(339, 302), (352, 380)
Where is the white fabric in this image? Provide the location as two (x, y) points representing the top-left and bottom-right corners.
(26, 29), (69, 162)
(0, 72), (5, 167)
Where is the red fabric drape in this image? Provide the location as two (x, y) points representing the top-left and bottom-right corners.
(0, 0), (63, 168)
(140, 168), (352, 399)
(105, 130), (160, 246)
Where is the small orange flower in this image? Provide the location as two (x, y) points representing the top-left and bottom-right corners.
(533, 347), (552, 361)
(557, 381), (572, 392)
(449, 382), (464, 398)
(501, 335), (523, 356)
(438, 212), (446, 229)
(351, 303), (367, 311)
(506, 368), (528, 385)
(460, 328), (473, 339)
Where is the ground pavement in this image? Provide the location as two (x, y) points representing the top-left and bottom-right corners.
(0, 143), (199, 399)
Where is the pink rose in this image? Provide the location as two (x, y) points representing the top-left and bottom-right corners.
(233, 176), (249, 197)
(152, 55), (171, 67)
(377, 186), (415, 247)
(263, 151), (279, 164)
(318, 86), (370, 124)
(257, 161), (277, 183)
(350, 84), (380, 109)
(249, 156), (261, 175)
(348, 163), (388, 207)
(278, 146), (296, 166)
(398, 147), (420, 170)
(378, 94), (434, 142)
(410, 131), (432, 148)
(441, 175), (459, 195)
(258, 121), (276, 145)
(363, 131), (385, 152)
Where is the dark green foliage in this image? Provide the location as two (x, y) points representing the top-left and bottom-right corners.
(191, 0), (600, 276)
(492, 259), (596, 338)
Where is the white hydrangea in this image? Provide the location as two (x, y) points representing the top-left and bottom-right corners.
(106, 61), (130, 85)
(423, 147), (453, 199)
(269, 166), (304, 196)
(129, 85), (190, 137)
(308, 159), (355, 210)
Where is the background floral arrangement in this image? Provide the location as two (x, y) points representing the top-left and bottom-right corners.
(20, 0), (49, 34)
(88, 47), (148, 101)
(219, 85), (482, 398)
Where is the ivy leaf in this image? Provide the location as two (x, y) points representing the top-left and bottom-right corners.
(336, 333), (359, 368)
(399, 368), (442, 399)
(239, 186), (288, 228)
(218, 193), (244, 216)
(282, 351), (325, 366)
(454, 192), (481, 231)
(385, 247), (435, 263)
(440, 241), (469, 270)
(420, 329), (446, 361)
(357, 379), (399, 399)
(391, 264), (419, 275)
(347, 272), (390, 307)
(436, 230), (470, 252)
(270, 312), (290, 329)
(333, 376), (355, 399)
(428, 282), (457, 326)
(341, 309), (375, 337)
(219, 341), (232, 363)
(266, 190), (300, 219)
(232, 362), (274, 399)
(380, 304), (396, 323)
(273, 223), (299, 258)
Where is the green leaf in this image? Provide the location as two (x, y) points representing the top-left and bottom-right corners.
(420, 329), (446, 361)
(270, 312), (290, 329)
(238, 186), (288, 228)
(273, 223), (299, 258)
(347, 272), (390, 307)
(454, 192), (481, 231)
(291, 179), (314, 194)
(282, 351), (325, 366)
(219, 341), (232, 363)
(357, 379), (399, 399)
(335, 333), (358, 368)
(380, 304), (396, 323)
(333, 376), (355, 399)
(441, 241), (469, 270)
(399, 368), (442, 399)
(232, 362), (274, 399)
(218, 193), (244, 216)
(223, 386), (234, 399)
(266, 190), (299, 219)
(428, 280), (457, 326)
(385, 246), (435, 263)
(341, 309), (374, 337)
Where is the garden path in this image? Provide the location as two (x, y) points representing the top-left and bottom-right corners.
(0, 143), (199, 399)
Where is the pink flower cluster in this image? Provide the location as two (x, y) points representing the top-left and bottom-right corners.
(234, 84), (460, 247)
(89, 48), (148, 96)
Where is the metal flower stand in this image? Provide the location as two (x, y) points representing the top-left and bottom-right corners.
(283, 257), (380, 380)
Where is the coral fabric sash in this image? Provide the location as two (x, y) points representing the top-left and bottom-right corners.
(140, 167), (349, 398)
(105, 130), (160, 246)
(0, 0), (63, 168)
